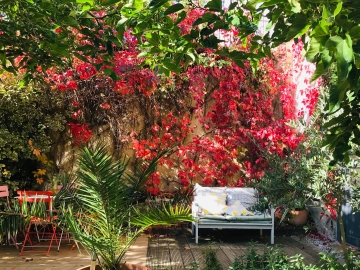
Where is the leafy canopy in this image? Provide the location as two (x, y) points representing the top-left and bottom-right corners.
(2, 0), (360, 161)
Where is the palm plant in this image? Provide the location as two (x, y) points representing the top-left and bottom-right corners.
(60, 144), (192, 270)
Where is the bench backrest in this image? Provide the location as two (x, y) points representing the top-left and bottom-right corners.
(193, 184), (258, 208)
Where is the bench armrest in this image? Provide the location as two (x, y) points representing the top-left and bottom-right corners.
(192, 202), (199, 218)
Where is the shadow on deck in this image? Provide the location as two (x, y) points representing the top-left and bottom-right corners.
(146, 225), (322, 270)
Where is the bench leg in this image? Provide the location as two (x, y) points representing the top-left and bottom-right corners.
(271, 207), (275, 244)
(195, 224), (198, 244)
(260, 229), (263, 237)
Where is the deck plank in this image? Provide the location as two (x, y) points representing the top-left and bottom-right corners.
(147, 226), (323, 270)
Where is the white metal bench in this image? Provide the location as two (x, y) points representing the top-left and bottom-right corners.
(191, 185), (274, 244)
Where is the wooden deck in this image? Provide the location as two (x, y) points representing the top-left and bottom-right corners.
(0, 225), (327, 270)
(146, 225), (322, 270)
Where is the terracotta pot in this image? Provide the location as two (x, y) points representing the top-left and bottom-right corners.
(288, 209), (308, 226)
(76, 263), (151, 270)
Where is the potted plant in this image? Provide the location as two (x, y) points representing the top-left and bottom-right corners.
(255, 136), (313, 226)
(59, 144), (192, 270)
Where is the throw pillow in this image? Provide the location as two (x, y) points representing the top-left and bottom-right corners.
(193, 183), (226, 196)
(197, 201), (226, 216)
(224, 200), (254, 216)
(195, 192), (227, 205)
(226, 188), (258, 208)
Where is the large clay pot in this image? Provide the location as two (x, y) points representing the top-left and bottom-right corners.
(288, 209), (308, 226)
(77, 263), (151, 270)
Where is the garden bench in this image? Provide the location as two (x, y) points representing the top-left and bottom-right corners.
(191, 184), (274, 244)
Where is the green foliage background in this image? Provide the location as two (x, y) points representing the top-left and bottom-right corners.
(0, 74), (69, 195)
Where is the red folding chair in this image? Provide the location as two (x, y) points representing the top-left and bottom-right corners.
(17, 190), (58, 256)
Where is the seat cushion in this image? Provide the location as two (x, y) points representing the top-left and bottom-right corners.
(225, 213), (272, 221)
(198, 215), (228, 222)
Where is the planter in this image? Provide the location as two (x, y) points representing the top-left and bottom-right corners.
(288, 209), (308, 226)
(77, 263), (151, 270)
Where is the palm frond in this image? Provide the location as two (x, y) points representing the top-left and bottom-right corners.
(131, 203), (192, 229)
(60, 144), (191, 270)
(124, 149), (169, 202)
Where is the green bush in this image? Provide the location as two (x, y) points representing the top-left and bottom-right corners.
(229, 244), (360, 270)
(190, 243), (360, 270)
(0, 74), (69, 196)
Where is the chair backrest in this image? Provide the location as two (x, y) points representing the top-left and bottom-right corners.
(0, 185), (10, 206)
(16, 190), (53, 211)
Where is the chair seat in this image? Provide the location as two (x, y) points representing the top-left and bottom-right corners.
(17, 190), (58, 256)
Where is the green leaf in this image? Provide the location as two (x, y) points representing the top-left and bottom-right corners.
(164, 3), (184, 15)
(349, 25), (360, 39)
(108, 36), (122, 47)
(201, 12), (221, 24)
(102, 0), (120, 6)
(286, 13), (308, 41)
(73, 52), (90, 63)
(325, 35), (343, 49)
(202, 35), (223, 49)
(337, 42), (353, 81)
(321, 49), (332, 69)
(305, 38), (320, 62)
(333, 2), (342, 17)
(175, 11), (186, 25)
(259, 0), (286, 9)
(186, 52), (196, 62)
(103, 68), (113, 76)
(62, 17), (79, 28)
(311, 24), (329, 43)
(137, 51), (148, 58)
(310, 60), (326, 82)
(101, 0), (121, 6)
(132, 0), (144, 11)
(329, 85), (341, 113)
(263, 46), (271, 57)
(228, 2), (237, 10)
(174, 53), (184, 65)
(204, 0), (222, 12)
(200, 26), (218, 36)
(354, 53), (360, 69)
(162, 59), (181, 73)
(76, 0), (93, 3)
(228, 15), (240, 26)
(289, 0), (301, 13)
(229, 51), (246, 68)
(106, 40), (113, 56)
(149, 0), (169, 10)
(325, 35), (353, 81)
(192, 18), (203, 27)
